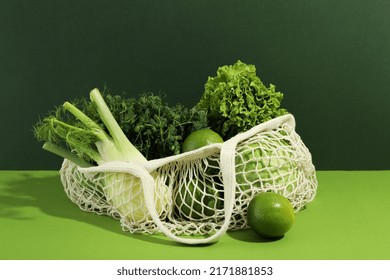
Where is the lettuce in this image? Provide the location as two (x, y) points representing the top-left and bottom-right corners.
(196, 60), (288, 139)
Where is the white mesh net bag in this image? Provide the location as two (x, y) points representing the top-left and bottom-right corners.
(60, 114), (318, 244)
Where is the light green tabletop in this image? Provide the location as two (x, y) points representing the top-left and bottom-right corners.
(0, 170), (389, 260)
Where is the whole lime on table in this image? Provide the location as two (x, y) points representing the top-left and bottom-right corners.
(181, 128), (223, 152)
(247, 192), (295, 238)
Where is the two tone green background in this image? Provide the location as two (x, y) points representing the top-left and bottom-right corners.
(1, 0), (389, 260)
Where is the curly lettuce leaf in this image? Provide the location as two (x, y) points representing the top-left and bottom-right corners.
(196, 60), (288, 139)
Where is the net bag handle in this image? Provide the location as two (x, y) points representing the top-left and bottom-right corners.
(152, 113), (295, 243)
(79, 157), (236, 245)
(78, 114), (296, 244)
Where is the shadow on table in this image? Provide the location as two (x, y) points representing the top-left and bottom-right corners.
(227, 229), (284, 243)
(0, 172), (185, 247)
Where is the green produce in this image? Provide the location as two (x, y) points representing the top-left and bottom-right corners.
(75, 91), (209, 160)
(195, 60), (295, 202)
(34, 88), (169, 222)
(247, 192), (295, 238)
(34, 89), (146, 165)
(196, 60), (288, 139)
(175, 180), (220, 220)
(235, 139), (296, 194)
(181, 128), (223, 153)
(175, 128), (224, 220)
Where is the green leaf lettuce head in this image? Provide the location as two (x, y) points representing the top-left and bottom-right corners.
(196, 60), (288, 139)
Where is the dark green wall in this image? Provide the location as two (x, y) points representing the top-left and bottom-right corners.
(1, 0), (389, 170)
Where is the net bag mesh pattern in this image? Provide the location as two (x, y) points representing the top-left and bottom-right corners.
(59, 114), (318, 243)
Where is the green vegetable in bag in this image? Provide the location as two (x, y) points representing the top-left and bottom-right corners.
(235, 138), (297, 195)
(196, 60), (288, 140)
(181, 128), (223, 153)
(175, 180), (220, 220)
(175, 129), (224, 220)
(78, 91), (209, 160)
(33, 89), (169, 222)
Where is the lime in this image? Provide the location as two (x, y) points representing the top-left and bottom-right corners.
(247, 192), (295, 238)
(177, 128), (223, 220)
(182, 128), (223, 152)
(175, 181), (219, 220)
